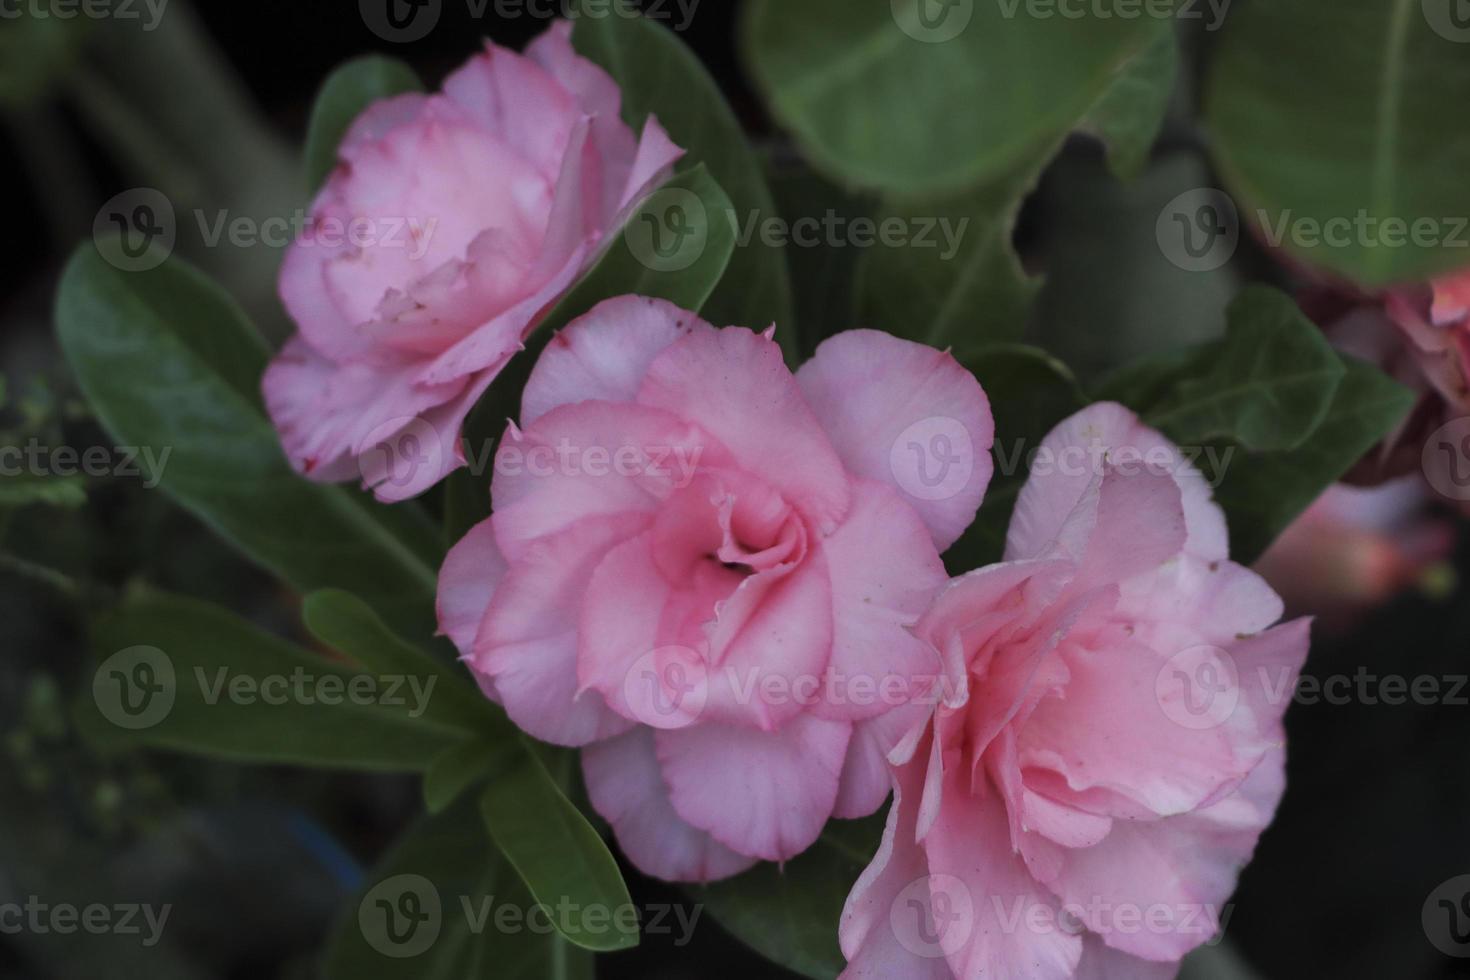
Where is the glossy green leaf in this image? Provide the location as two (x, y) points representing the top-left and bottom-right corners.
(73, 591), (470, 771)
(698, 814), (885, 980)
(324, 796), (594, 979)
(1142, 286), (1345, 452)
(54, 248), (441, 635)
(743, 0), (1160, 194)
(303, 56), (423, 195)
(1213, 356), (1415, 562)
(855, 169), (1041, 357)
(302, 589), (508, 738)
(1080, 24), (1178, 180)
(0, 473), (86, 508)
(478, 753), (637, 952)
(1207, 0), (1470, 284)
(573, 13), (796, 358)
(423, 739), (504, 815)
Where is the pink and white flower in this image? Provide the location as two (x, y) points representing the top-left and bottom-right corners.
(839, 402), (1310, 979)
(436, 294), (994, 881)
(263, 23), (682, 500)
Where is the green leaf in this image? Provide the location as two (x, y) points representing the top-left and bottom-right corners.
(1213, 355), (1415, 562)
(572, 13), (796, 359)
(303, 56), (423, 195)
(943, 344), (1087, 572)
(698, 813), (885, 980)
(1080, 24), (1178, 180)
(1207, 0), (1470, 284)
(743, 0), (1160, 194)
(54, 248), (441, 635)
(854, 169), (1041, 356)
(1142, 286), (1346, 452)
(423, 739), (504, 815)
(72, 591), (470, 771)
(478, 752), (637, 952)
(324, 796), (594, 979)
(0, 473), (86, 508)
(764, 159), (872, 356)
(302, 589), (509, 738)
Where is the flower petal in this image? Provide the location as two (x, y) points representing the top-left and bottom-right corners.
(797, 330), (993, 550)
(582, 727), (756, 883)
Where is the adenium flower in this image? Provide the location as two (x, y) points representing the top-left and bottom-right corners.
(436, 295), (994, 881)
(263, 23), (682, 500)
(839, 403), (1310, 979)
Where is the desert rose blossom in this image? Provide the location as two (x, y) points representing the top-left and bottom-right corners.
(436, 294), (994, 881)
(263, 22), (683, 500)
(839, 403), (1310, 979)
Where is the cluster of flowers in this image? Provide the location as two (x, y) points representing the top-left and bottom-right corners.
(263, 24), (1309, 979)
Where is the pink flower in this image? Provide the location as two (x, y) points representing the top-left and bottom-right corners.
(839, 403), (1310, 978)
(263, 23), (682, 500)
(436, 295), (994, 881)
